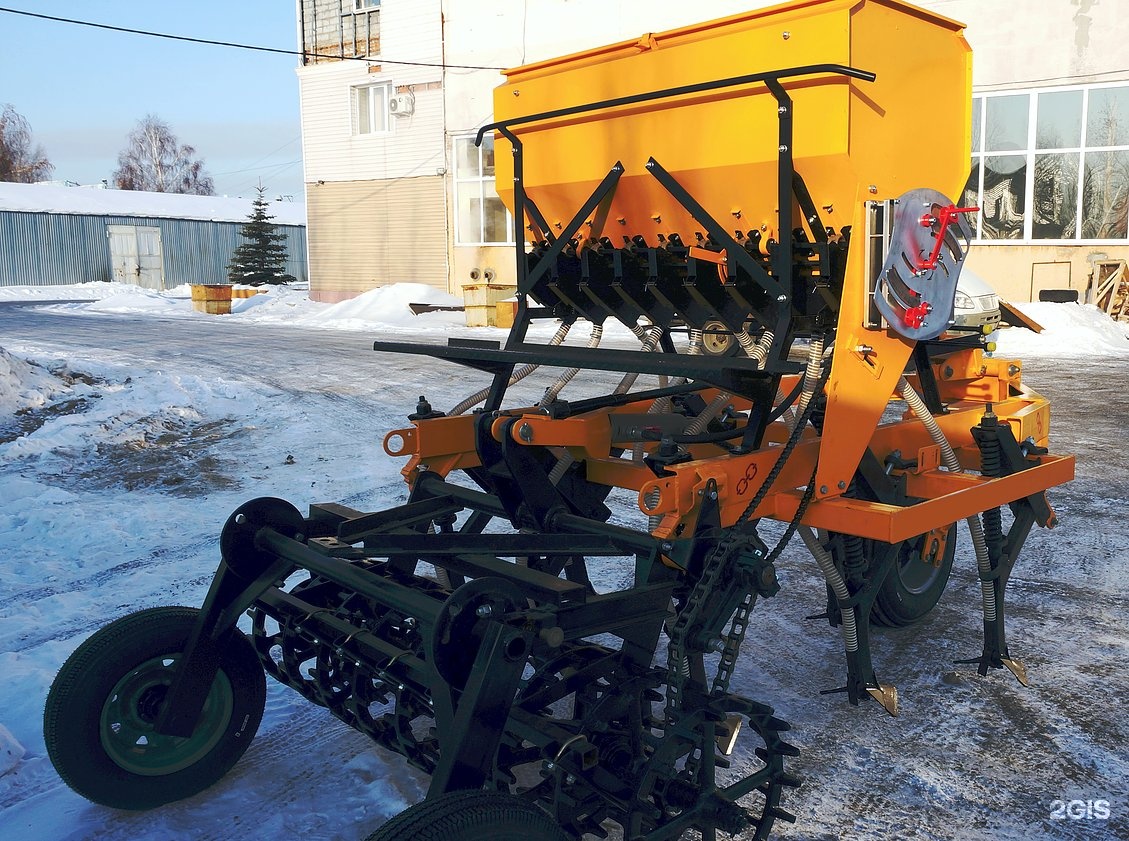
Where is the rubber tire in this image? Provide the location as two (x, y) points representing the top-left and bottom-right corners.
(366, 790), (571, 841)
(44, 606), (266, 810)
(871, 526), (957, 627)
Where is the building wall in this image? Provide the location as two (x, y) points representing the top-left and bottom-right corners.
(0, 212), (308, 289)
(298, 0), (449, 299)
(305, 176), (446, 301)
(300, 0), (381, 60)
(298, 0), (1129, 304)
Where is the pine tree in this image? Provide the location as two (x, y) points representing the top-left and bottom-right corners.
(227, 184), (295, 286)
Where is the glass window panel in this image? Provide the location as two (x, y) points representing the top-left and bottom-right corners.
(980, 155), (1026, 239)
(482, 134), (495, 177)
(1086, 86), (1129, 147)
(371, 87), (386, 133)
(457, 193), (481, 243)
(456, 138), (480, 177)
(1036, 90), (1082, 149)
(961, 160), (981, 237)
(357, 88), (371, 134)
(483, 196), (510, 243)
(971, 96), (982, 154)
(1033, 153), (1078, 239)
(985, 95), (1029, 152)
(1082, 150), (1129, 238)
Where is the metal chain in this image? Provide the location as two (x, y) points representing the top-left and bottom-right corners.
(665, 358), (831, 719)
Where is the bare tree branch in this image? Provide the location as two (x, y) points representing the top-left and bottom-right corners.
(0, 104), (54, 183)
(112, 115), (214, 195)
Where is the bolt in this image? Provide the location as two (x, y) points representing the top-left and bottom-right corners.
(868, 184), (878, 194)
(777, 294), (788, 302)
(565, 774), (577, 785)
(782, 30), (791, 39)
(475, 604), (494, 618)
(778, 144), (789, 153)
(709, 490), (718, 500)
(819, 485), (829, 494)
(1008, 364), (1020, 377)
(778, 106), (788, 114)
(545, 761), (556, 771)
(518, 422), (534, 442)
(943, 365), (954, 378)
(235, 513), (247, 525)
(295, 533), (305, 543)
(403, 616), (417, 628)
(661, 541), (674, 552)
(837, 480), (846, 489)
(707, 638), (726, 653)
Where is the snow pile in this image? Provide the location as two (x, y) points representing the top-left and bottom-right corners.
(0, 348), (69, 415)
(996, 302), (1129, 357)
(299, 283), (465, 329)
(0, 725), (23, 777)
(0, 281), (133, 303)
(85, 287), (185, 315)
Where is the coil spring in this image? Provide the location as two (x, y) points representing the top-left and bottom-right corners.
(841, 534), (868, 589)
(976, 424), (1005, 566)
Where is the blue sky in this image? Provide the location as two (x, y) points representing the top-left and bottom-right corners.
(0, 2), (304, 200)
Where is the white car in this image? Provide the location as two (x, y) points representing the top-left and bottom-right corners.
(952, 268), (1002, 331)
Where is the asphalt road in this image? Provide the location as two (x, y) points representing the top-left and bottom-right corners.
(0, 304), (1124, 841)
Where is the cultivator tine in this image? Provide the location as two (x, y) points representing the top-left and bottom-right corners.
(865, 683), (900, 717)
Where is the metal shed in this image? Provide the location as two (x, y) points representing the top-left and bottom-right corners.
(0, 183), (308, 289)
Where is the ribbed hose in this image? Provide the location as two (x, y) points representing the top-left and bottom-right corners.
(897, 377), (996, 622)
(449, 320), (574, 415)
(800, 526), (858, 652)
(613, 325), (663, 394)
(540, 323), (604, 406)
(796, 336), (826, 418)
(736, 329), (774, 367)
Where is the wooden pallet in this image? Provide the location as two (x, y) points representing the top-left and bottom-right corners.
(1094, 260), (1129, 320)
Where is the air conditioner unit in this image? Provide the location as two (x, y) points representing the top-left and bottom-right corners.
(389, 93), (415, 117)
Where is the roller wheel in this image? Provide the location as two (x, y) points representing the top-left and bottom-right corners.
(366, 790), (571, 841)
(871, 525), (957, 627)
(44, 606), (265, 810)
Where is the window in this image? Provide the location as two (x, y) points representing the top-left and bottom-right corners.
(354, 84), (390, 135)
(454, 134), (514, 245)
(352, 0), (379, 11)
(965, 83), (1129, 242)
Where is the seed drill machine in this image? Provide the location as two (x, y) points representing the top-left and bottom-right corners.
(45, 1), (1074, 839)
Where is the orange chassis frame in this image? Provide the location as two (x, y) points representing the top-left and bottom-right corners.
(384, 345), (1073, 562)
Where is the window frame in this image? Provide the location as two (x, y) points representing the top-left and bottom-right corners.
(452, 133), (515, 247)
(353, 82), (392, 137)
(351, 0), (380, 12)
(967, 81), (1129, 244)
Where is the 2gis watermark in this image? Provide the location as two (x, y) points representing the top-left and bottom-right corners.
(1049, 798), (1112, 822)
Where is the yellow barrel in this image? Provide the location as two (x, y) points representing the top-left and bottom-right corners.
(491, 0), (971, 246)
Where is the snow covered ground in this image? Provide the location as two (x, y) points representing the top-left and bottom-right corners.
(0, 283), (1126, 840)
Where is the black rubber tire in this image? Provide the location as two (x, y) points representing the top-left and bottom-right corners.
(366, 790), (570, 841)
(871, 526), (957, 627)
(44, 606), (266, 810)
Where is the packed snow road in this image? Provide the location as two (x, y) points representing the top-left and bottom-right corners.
(0, 302), (1125, 841)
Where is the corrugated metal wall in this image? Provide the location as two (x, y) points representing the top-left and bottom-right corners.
(0, 211), (308, 288)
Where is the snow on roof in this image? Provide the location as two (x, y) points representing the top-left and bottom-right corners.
(0, 181), (306, 227)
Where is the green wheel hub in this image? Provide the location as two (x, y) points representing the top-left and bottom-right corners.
(100, 654), (234, 777)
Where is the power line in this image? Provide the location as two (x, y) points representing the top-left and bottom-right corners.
(0, 5), (505, 71)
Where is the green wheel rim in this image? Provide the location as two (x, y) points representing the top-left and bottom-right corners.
(100, 653), (234, 776)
